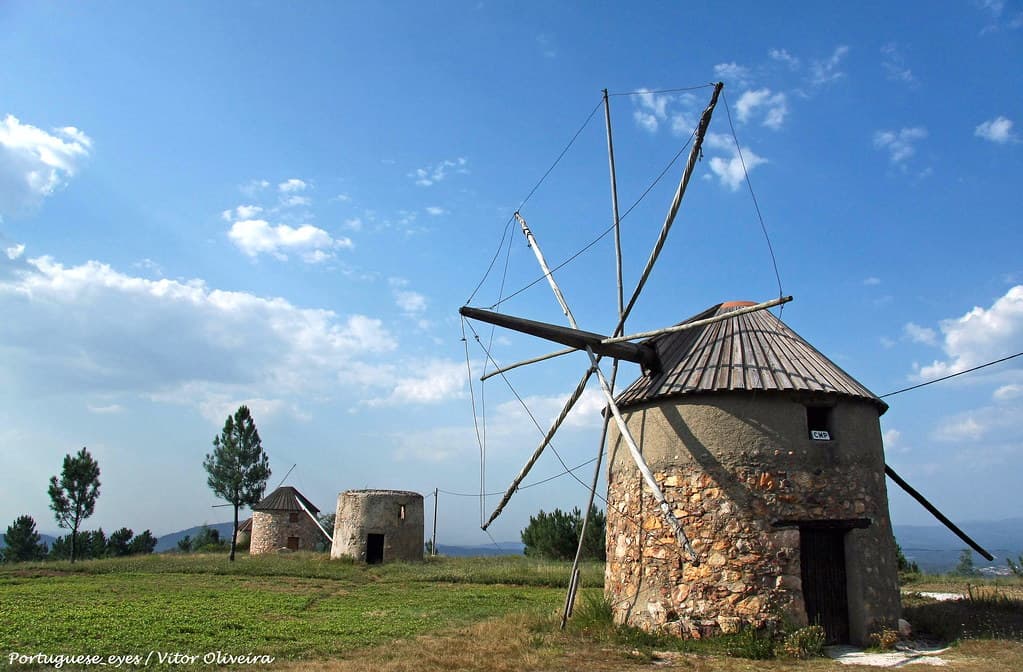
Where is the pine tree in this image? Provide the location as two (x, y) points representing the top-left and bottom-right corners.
(108, 528), (134, 557)
(2, 515), (48, 562)
(203, 406), (271, 561)
(520, 505), (605, 561)
(47, 447), (101, 563)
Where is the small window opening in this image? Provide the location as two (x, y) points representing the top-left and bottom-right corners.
(286, 536), (300, 550)
(289, 512), (300, 523)
(399, 505), (406, 520)
(807, 406), (832, 441)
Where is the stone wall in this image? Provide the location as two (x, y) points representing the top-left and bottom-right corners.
(606, 392), (901, 646)
(249, 510), (327, 555)
(330, 490), (424, 562)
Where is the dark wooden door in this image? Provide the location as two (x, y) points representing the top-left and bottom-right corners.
(366, 533), (385, 564)
(799, 527), (850, 644)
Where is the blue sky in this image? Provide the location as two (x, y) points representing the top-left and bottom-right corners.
(1, 2), (1021, 546)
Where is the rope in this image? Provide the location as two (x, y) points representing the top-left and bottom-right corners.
(465, 99), (603, 305)
(483, 131), (697, 311)
(463, 319), (595, 494)
(880, 351), (1023, 398)
(721, 91), (784, 308)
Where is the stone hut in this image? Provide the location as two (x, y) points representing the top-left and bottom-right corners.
(250, 486), (330, 554)
(236, 517), (252, 547)
(606, 301), (900, 646)
(330, 490), (423, 563)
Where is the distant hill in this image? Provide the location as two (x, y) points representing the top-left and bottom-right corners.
(0, 533), (57, 550)
(436, 542), (524, 557)
(154, 522), (236, 553)
(894, 517), (1023, 574)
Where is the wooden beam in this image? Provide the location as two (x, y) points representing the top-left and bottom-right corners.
(885, 464), (993, 561)
(458, 306), (661, 375)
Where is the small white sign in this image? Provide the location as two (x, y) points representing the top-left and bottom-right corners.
(811, 430), (831, 441)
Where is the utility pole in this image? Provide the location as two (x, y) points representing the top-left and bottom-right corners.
(432, 488), (438, 556)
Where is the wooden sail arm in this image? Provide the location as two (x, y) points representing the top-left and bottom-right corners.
(459, 306), (662, 375)
(885, 464), (993, 561)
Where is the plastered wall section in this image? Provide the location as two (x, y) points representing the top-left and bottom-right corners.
(330, 491), (424, 562)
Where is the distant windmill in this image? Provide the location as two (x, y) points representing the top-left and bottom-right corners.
(459, 82), (990, 646)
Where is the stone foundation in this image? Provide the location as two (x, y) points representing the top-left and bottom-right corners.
(607, 393), (901, 646)
(249, 511), (325, 555)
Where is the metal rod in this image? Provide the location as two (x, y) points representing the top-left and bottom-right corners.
(564, 95), (625, 627)
(480, 346), (578, 381)
(603, 295), (793, 344)
(562, 363), (616, 629)
(885, 464), (993, 561)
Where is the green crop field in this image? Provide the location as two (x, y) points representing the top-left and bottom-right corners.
(0, 554), (601, 667)
(3, 554), (1023, 671)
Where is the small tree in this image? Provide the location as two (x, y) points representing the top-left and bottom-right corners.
(521, 505), (605, 561)
(2, 515), (48, 562)
(192, 525), (227, 552)
(176, 535), (193, 553)
(108, 528), (134, 557)
(203, 405), (271, 562)
(128, 530), (158, 555)
(47, 447), (101, 563)
(953, 548), (979, 577)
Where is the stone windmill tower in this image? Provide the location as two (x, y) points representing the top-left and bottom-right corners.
(605, 301), (900, 645)
(458, 82), (991, 647)
(249, 485), (331, 554)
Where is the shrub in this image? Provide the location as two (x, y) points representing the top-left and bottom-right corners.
(780, 625), (826, 659)
(869, 626), (899, 651)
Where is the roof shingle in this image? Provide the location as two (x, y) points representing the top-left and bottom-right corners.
(615, 301), (888, 414)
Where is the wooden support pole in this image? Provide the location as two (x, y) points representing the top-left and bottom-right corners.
(432, 487), (438, 556)
(885, 464), (993, 561)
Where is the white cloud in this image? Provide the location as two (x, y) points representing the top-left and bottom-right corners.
(87, 403), (123, 414)
(713, 62), (751, 85)
(933, 415), (987, 442)
(0, 114), (92, 217)
(705, 133), (767, 191)
(425, 206), (448, 216)
(410, 158), (468, 186)
(228, 219), (352, 263)
(363, 359), (465, 407)
(632, 88), (671, 133)
(863, 277), (881, 286)
(240, 179), (270, 196)
(278, 178), (308, 193)
(395, 290), (427, 314)
(768, 48), (800, 69)
(281, 195), (311, 208)
(903, 322), (938, 346)
(874, 127), (927, 164)
(993, 384), (1023, 401)
(343, 217), (363, 231)
(975, 116), (1017, 144)
(5, 243), (25, 260)
(915, 285), (1023, 380)
(735, 88), (788, 129)
(0, 255), (398, 414)
(334, 193), (352, 203)
(222, 204), (263, 222)
(880, 43), (916, 85)
(810, 45), (849, 86)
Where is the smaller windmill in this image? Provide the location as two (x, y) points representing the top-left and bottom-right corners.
(459, 82), (991, 645)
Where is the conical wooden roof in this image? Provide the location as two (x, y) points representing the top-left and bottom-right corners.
(615, 301), (888, 414)
(251, 485), (320, 514)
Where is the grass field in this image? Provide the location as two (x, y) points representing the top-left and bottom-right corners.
(2, 554), (1022, 671)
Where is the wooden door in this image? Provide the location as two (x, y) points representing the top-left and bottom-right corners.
(799, 527), (850, 644)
